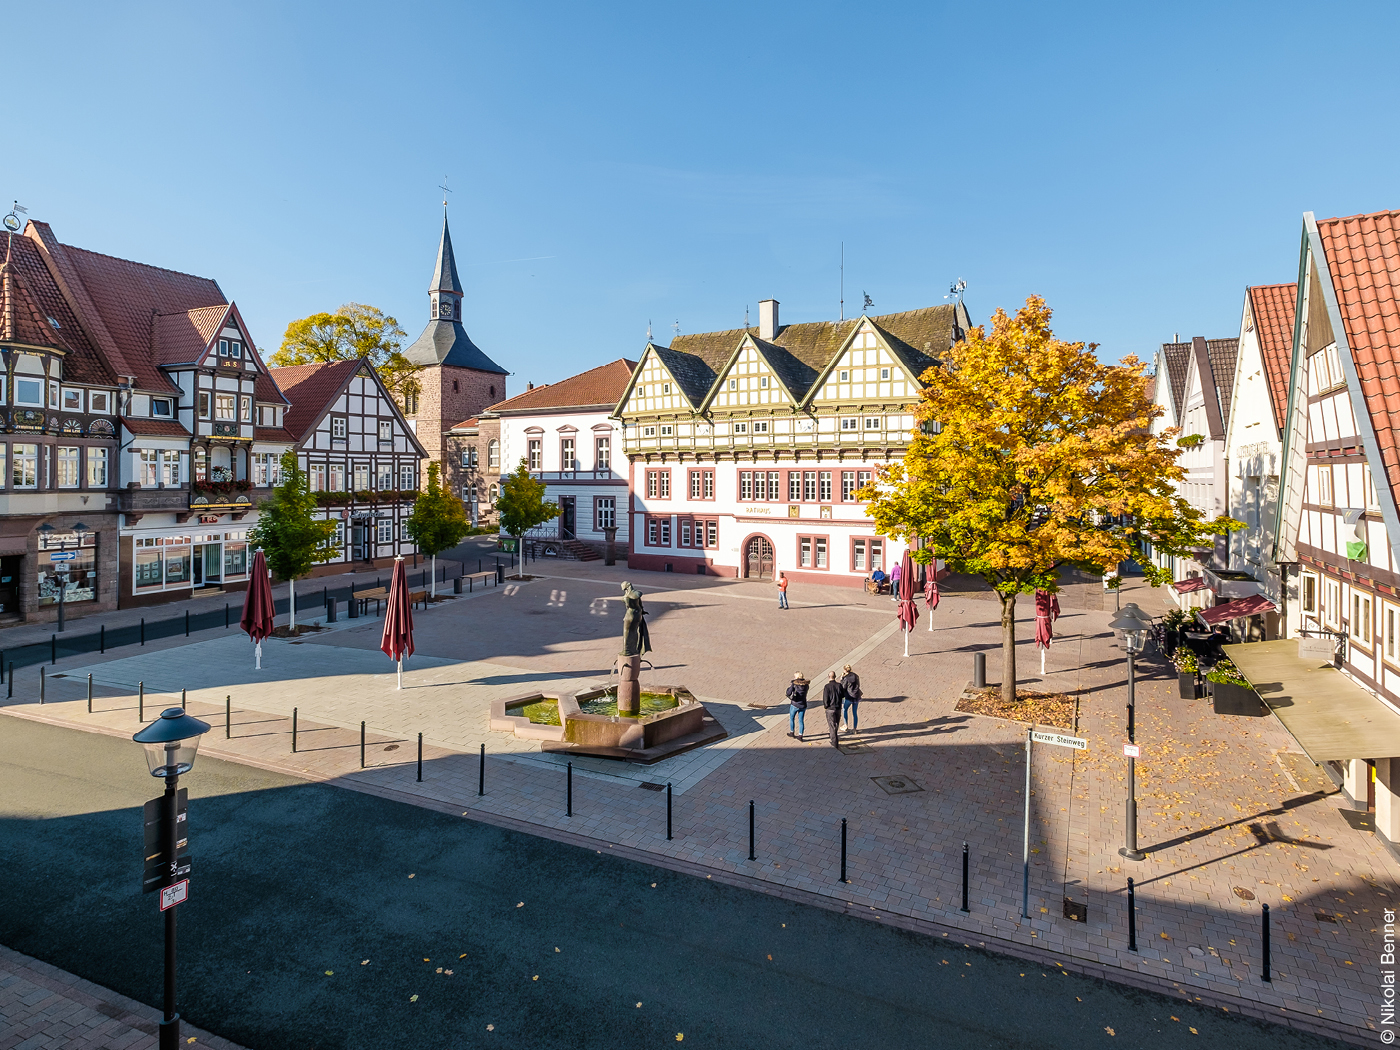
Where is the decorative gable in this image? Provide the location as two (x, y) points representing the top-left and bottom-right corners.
(623, 349), (689, 414)
(811, 323), (915, 403)
(710, 339), (793, 410)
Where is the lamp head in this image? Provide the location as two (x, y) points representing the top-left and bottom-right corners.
(1108, 609), (1150, 654)
(133, 708), (211, 778)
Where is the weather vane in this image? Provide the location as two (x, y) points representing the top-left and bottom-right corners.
(3, 200), (26, 233)
(945, 278), (967, 303)
(862, 292), (873, 313)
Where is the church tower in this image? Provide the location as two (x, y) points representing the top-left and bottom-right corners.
(402, 212), (508, 487)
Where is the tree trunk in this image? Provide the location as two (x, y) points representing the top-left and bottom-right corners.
(289, 577), (297, 632)
(1000, 591), (1017, 704)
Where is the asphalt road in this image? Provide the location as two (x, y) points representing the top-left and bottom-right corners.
(0, 718), (1345, 1050)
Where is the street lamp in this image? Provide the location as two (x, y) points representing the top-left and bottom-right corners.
(1110, 605), (1153, 862)
(133, 708), (211, 1050)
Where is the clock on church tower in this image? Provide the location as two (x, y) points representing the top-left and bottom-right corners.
(438, 298), (453, 320)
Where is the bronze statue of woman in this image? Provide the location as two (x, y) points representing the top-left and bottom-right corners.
(620, 581), (652, 657)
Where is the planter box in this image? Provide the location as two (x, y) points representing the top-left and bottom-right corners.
(1212, 680), (1264, 717)
(1177, 672), (1197, 700)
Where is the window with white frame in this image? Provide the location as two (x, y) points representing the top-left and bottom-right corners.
(151, 398), (172, 417)
(379, 420), (392, 442)
(353, 463), (370, 491)
(161, 450), (180, 487)
(1353, 592), (1373, 645)
(1317, 465), (1332, 506)
(595, 497), (615, 531)
(138, 449), (159, 487)
(1300, 574), (1317, 615)
(864, 417), (881, 430)
(1385, 602), (1400, 665)
(87, 447), (108, 488)
(595, 435), (610, 470)
(488, 440), (499, 470)
(331, 415), (348, 439)
(399, 464), (414, 491)
(377, 519), (393, 544)
(561, 437), (575, 469)
(89, 391), (110, 414)
(528, 439), (542, 470)
(215, 395), (235, 420)
(240, 396), (252, 422)
(62, 388), (83, 411)
(753, 421), (769, 434)
(13, 378), (43, 406)
(840, 417), (857, 431)
(733, 422), (748, 434)
(659, 425), (673, 436)
(1324, 579), (1341, 628)
(377, 462), (393, 490)
(55, 446), (79, 488)
(198, 392), (211, 418)
(12, 444), (37, 488)
(309, 463), (326, 491)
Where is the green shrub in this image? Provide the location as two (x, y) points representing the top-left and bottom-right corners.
(1174, 648), (1197, 673)
(1206, 656), (1249, 687)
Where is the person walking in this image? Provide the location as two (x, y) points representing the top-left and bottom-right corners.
(889, 559), (901, 601)
(776, 571), (790, 609)
(822, 670), (845, 748)
(840, 664), (862, 732)
(786, 672), (808, 740)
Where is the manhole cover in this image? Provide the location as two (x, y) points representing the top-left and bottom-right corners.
(1062, 898), (1087, 923)
(1232, 886), (1256, 901)
(638, 782), (665, 792)
(384, 744), (400, 752)
(872, 776), (924, 795)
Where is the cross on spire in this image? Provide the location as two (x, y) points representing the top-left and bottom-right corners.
(439, 176), (452, 210)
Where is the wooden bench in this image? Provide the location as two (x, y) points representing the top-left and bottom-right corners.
(352, 587), (388, 616)
(462, 570), (496, 592)
(410, 589), (428, 611)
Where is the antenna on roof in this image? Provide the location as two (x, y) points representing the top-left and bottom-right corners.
(672, 319), (680, 340)
(646, 319), (653, 342)
(839, 242), (844, 321)
(745, 305), (750, 329)
(439, 176), (452, 210)
(944, 278), (966, 304)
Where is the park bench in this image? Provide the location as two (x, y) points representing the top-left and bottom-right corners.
(410, 589), (428, 610)
(462, 570), (495, 592)
(352, 587), (388, 616)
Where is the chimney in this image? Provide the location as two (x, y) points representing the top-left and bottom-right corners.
(759, 299), (779, 341)
(527, 381), (535, 390)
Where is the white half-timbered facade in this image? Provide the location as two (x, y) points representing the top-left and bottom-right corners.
(615, 299), (966, 585)
(272, 359), (426, 569)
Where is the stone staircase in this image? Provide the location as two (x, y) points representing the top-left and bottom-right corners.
(561, 539), (601, 562)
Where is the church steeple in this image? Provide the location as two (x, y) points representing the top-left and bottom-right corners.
(430, 212), (464, 322)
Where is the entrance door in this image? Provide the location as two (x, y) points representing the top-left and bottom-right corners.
(745, 536), (774, 580)
(192, 546), (204, 586)
(560, 496), (576, 539)
(0, 555), (19, 614)
(203, 543), (221, 584)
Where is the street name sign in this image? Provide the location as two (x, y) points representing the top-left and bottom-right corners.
(1031, 730), (1087, 751)
(1123, 743), (1141, 758)
(159, 879), (188, 911)
(48, 551), (77, 561)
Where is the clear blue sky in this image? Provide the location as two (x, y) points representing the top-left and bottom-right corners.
(8, 1), (1400, 385)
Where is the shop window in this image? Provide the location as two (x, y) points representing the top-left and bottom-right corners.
(38, 543), (96, 605)
(224, 543), (248, 578)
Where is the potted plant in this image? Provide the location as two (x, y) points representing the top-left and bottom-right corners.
(1174, 646), (1198, 699)
(1161, 608), (1189, 659)
(1207, 656), (1263, 716)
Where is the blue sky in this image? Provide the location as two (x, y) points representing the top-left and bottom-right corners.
(8, 1), (1400, 385)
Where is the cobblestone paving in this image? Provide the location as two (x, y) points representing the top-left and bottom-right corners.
(3, 566), (1389, 1046)
(0, 944), (244, 1050)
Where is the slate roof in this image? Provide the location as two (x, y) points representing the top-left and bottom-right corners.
(403, 320), (508, 372)
(487, 359), (638, 414)
(1206, 337), (1239, 430)
(1315, 209), (1400, 499)
(269, 359), (364, 441)
(652, 304), (964, 407)
(1158, 341), (1193, 419)
(121, 416), (191, 438)
(0, 232), (111, 383)
(431, 214), (464, 294)
(1247, 283), (1297, 431)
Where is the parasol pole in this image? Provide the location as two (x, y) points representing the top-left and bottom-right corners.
(1040, 642), (1045, 676)
(397, 656), (403, 690)
(903, 615), (910, 657)
(256, 641), (262, 670)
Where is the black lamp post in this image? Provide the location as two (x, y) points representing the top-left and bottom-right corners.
(1110, 604), (1153, 862)
(133, 708), (210, 1050)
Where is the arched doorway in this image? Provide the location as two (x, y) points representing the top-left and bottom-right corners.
(745, 535), (774, 580)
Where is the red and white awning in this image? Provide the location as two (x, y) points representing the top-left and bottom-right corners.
(1172, 576), (1212, 594)
(1197, 594), (1277, 626)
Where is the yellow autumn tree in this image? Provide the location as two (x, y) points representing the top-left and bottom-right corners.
(272, 303), (419, 409)
(865, 296), (1240, 704)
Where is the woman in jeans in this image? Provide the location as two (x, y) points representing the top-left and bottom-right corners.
(786, 672), (809, 740)
(840, 664), (862, 732)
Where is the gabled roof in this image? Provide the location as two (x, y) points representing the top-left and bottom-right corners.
(271, 359), (427, 458)
(1316, 209), (1400, 500)
(1157, 341), (1193, 419)
(0, 231), (110, 382)
(1247, 283), (1297, 431)
(487, 359), (637, 414)
(634, 304), (964, 410)
(1206, 337), (1240, 430)
(153, 304), (228, 365)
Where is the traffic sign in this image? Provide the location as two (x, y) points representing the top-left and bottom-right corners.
(1123, 743), (1141, 758)
(1031, 730), (1087, 751)
(48, 551), (77, 561)
(159, 879), (188, 911)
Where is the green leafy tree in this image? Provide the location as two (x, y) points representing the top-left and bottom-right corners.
(246, 451), (339, 630)
(865, 297), (1242, 703)
(496, 459), (559, 576)
(271, 303), (420, 409)
(405, 462), (473, 596)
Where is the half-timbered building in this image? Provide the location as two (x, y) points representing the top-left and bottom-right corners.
(614, 299), (967, 584)
(272, 359), (426, 570)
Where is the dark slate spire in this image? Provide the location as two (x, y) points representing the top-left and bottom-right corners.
(431, 212), (464, 295)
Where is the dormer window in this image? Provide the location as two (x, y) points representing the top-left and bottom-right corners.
(152, 399), (173, 417)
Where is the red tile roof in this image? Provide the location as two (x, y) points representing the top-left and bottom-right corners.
(449, 416), (480, 431)
(0, 233), (111, 383)
(120, 416), (192, 438)
(1316, 210), (1400, 498)
(1247, 283), (1296, 431)
(488, 359), (637, 414)
(269, 360), (364, 441)
(154, 304), (228, 365)
(254, 427), (294, 443)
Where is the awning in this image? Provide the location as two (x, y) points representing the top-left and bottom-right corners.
(1198, 595), (1277, 625)
(1172, 576), (1211, 594)
(1223, 639), (1400, 761)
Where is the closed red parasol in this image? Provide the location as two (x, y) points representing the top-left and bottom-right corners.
(241, 549), (276, 669)
(924, 573), (940, 631)
(381, 556), (415, 689)
(1034, 588), (1061, 674)
(897, 550), (919, 656)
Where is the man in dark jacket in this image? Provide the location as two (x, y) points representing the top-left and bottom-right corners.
(786, 673), (809, 740)
(822, 671), (845, 748)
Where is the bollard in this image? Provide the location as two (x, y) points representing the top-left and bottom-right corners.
(185, 610), (190, 637)
(417, 733), (423, 782)
(181, 687), (186, 711)
(749, 800), (756, 860)
(478, 743), (484, 796)
(225, 603), (230, 629)
(141, 617), (145, 646)
(7, 662), (12, 699)
(226, 695), (231, 739)
(40, 665), (45, 703)
(361, 722), (366, 768)
(100, 624), (105, 653)
(323, 585), (327, 607)
(666, 782), (673, 840)
(349, 595), (359, 619)
(840, 817), (848, 883)
(973, 652), (986, 689)
(0, 651), (4, 684)
(961, 841), (970, 912)
(87, 673), (93, 713)
(292, 708), (298, 752)
(138, 681), (144, 721)
(1262, 903), (1271, 982)
(1127, 877), (1137, 952)
(51, 634), (56, 665)
(453, 576), (462, 595)
(567, 762), (573, 816)
(326, 597), (337, 623)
